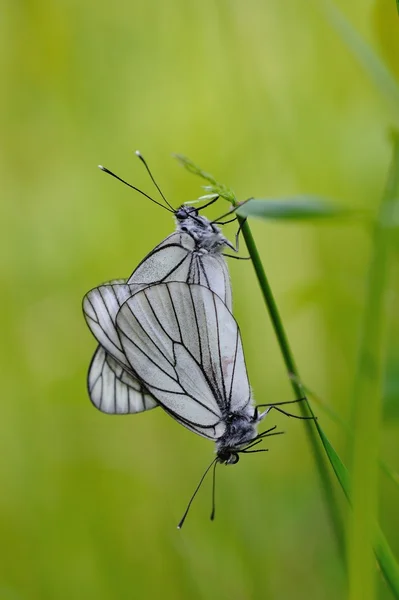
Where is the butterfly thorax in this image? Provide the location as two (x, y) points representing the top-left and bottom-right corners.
(175, 205), (228, 253)
(216, 408), (257, 465)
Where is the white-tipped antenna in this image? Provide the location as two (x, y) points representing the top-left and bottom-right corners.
(98, 164), (173, 213)
(135, 150), (175, 212)
(198, 194), (219, 201)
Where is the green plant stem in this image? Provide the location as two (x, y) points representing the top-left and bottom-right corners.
(238, 218), (346, 561)
(176, 151), (399, 596)
(348, 134), (399, 600)
(298, 380), (399, 489)
(239, 198), (399, 596)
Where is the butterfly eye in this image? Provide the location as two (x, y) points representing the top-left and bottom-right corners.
(175, 206), (188, 220)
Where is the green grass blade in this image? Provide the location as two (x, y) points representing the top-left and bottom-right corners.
(298, 380), (399, 489)
(236, 197), (347, 220)
(317, 418), (399, 599)
(174, 154), (237, 204)
(177, 152), (399, 596)
(175, 153), (346, 561)
(348, 133), (399, 600)
(374, 527), (399, 595)
(240, 220), (346, 559)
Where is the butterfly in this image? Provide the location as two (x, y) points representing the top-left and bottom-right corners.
(114, 281), (293, 526)
(83, 152), (241, 415)
(83, 153), (309, 526)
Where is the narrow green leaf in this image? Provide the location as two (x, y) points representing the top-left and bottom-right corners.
(374, 527), (399, 596)
(236, 197), (346, 221)
(299, 380), (399, 489)
(383, 352), (399, 419)
(179, 153), (399, 595)
(177, 154), (346, 560)
(348, 132), (399, 600)
(318, 421), (399, 599)
(174, 154), (236, 204)
(316, 424), (351, 501)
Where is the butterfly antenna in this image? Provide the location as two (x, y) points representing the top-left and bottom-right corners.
(210, 198), (252, 224)
(210, 459), (218, 521)
(98, 165), (173, 213)
(196, 195), (220, 212)
(135, 150), (175, 212)
(185, 193), (219, 206)
(177, 458), (217, 529)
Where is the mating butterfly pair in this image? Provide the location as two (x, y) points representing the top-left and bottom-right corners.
(83, 153), (306, 526)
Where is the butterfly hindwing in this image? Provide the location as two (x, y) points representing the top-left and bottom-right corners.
(88, 346), (157, 414)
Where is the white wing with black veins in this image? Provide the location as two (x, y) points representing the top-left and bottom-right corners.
(116, 282), (251, 440)
(88, 346), (157, 413)
(83, 232), (232, 416)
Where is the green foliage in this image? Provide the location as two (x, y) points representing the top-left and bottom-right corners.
(175, 154), (237, 205)
(180, 141), (399, 598)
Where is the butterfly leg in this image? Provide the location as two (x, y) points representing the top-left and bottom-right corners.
(255, 397), (315, 421)
(222, 218), (251, 259)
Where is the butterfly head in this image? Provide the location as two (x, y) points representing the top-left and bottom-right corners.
(216, 449), (240, 465)
(175, 205), (199, 221)
(216, 409), (258, 464)
(175, 204), (227, 252)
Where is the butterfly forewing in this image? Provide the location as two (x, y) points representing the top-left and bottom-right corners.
(195, 253), (232, 310)
(129, 232), (232, 310)
(118, 295), (179, 384)
(116, 284), (221, 427)
(128, 233), (194, 286)
(116, 282), (250, 438)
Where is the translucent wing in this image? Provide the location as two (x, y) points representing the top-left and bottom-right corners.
(88, 346), (157, 413)
(116, 282), (251, 440)
(83, 234), (232, 416)
(83, 280), (158, 413)
(129, 232), (232, 311)
(83, 279), (136, 367)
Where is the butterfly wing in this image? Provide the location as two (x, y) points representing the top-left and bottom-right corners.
(83, 234), (232, 416)
(83, 280), (158, 413)
(116, 282), (251, 440)
(83, 279), (136, 367)
(129, 232), (232, 311)
(88, 346), (157, 413)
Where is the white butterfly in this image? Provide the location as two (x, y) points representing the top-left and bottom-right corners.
(83, 154), (238, 415)
(116, 281), (260, 450)
(83, 154), (308, 526)
(114, 281), (286, 526)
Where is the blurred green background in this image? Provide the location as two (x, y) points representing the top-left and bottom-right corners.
(2, 0), (399, 598)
